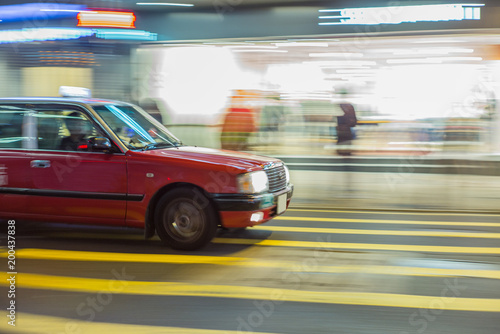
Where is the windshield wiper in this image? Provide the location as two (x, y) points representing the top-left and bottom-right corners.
(142, 142), (176, 151)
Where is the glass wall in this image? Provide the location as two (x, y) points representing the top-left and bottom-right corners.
(132, 32), (500, 157)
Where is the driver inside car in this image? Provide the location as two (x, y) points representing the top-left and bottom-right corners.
(59, 112), (90, 151)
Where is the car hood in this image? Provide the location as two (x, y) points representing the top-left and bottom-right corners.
(137, 146), (280, 171)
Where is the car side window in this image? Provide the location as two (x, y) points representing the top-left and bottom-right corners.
(35, 110), (103, 151)
(0, 109), (26, 149)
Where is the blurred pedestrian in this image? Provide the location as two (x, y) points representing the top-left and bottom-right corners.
(335, 90), (357, 156)
(259, 93), (285, 145)
(220, 90), (258, 151)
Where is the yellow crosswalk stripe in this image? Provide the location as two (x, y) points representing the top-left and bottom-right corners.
(1, 249), (499, 279)
(1, 272), (500, 312)
(292, 265), (500, 280)
(275, 216), (500, 227)
(287, 208), (500, 217)
(0, 248), (244, 265)
(213, 238), (500, 254)
(0, 311), (278, 334)
(252, 225), (500, 238)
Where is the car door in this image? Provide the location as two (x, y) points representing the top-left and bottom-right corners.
(28, 106), (128, 224)
(0, 107), (33, 219)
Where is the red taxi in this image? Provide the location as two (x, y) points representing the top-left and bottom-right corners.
(0, 90), (293, 250)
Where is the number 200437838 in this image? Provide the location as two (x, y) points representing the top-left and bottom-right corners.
(7, 220), (16, 327)
(7, 220), (16, 271)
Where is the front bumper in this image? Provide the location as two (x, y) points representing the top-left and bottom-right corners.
(211, 185), (293, 228)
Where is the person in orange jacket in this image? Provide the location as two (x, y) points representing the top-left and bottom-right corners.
(221, 90), (258, 150)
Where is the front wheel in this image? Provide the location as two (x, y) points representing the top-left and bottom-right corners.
(154, 188), (217, 250)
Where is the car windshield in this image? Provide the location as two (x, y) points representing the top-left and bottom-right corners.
(92, 104), (182, 150)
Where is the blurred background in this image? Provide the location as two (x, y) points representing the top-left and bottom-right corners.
(1, 0), (500, 210)
(2, 3), (500, 334)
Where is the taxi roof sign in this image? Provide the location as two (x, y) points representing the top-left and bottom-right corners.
(59, 86), (91, 98)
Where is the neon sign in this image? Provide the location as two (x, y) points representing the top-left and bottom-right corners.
(319, 3), (484, 25)
(95, 29), (158, 41)
(0, 3), (86, 22)
(0, 28), (93, 43)
(0, 28), (157, 44)
(77, 11), (136, 28)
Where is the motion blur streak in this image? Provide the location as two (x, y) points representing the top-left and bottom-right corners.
(252, 225), (500, 238)
(2, 249), (499, 279)
(212, 238), (500, 254)
(0, 312), (277, 334)
(0, 248), (244, 265)
(2, 272), (500, 312)
(275, 216), (500, 227)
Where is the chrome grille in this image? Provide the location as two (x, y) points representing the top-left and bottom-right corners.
(264, 163), (287, 193)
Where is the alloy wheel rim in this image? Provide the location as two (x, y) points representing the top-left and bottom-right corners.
(164, 200), (204, 240)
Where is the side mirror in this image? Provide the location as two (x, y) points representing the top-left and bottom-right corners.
(88, 137), (112, 153)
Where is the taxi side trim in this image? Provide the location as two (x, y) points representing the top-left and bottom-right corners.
(0, 187), (144, 201)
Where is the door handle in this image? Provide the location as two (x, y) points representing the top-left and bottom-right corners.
(30, 160), (51, 168)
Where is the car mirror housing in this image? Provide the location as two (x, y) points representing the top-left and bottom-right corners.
(88, 137), (112, 153)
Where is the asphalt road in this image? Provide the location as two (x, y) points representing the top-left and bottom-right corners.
(1, 208), (500, 334)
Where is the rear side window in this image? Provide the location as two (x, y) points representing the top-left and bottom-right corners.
(0, 108), (26, 149)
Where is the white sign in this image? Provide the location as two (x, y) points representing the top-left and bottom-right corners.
(319, 3), (484, 25)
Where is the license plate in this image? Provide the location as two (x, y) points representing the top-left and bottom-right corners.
(277, 194), (287, 214)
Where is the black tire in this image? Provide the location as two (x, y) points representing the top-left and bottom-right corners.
(154, 187), (217, 250)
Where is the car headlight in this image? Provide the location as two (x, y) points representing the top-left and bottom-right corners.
(284, 164), (290, 185)
(237, 170), (269, 194)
